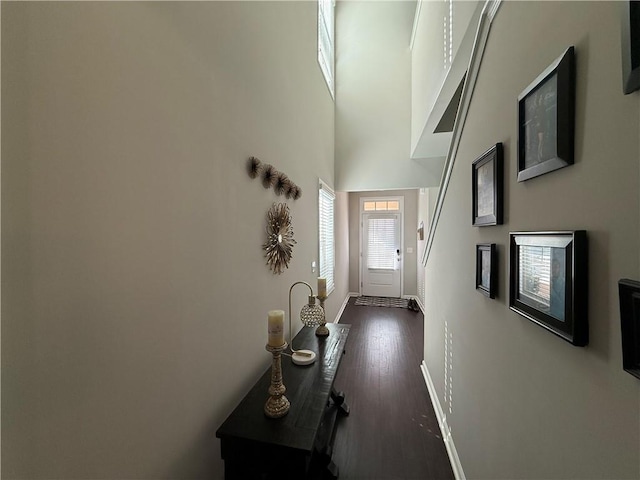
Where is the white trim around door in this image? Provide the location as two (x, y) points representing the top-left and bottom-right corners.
(359, 196), (404, 297)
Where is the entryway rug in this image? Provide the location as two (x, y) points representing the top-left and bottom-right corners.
(354, 296), (409, 308)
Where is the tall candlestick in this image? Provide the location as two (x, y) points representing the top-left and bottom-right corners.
(268, 310), (285, 347)
(315, 295), (329, 337)
(318, 277), (327, 298)
(265, 342), (289, 418)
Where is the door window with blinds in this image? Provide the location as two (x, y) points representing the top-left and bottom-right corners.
(367, 217), (398, 270)
(318, 181), (335, 295)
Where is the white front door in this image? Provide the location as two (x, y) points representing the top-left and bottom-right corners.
(362, 212), (402, 297)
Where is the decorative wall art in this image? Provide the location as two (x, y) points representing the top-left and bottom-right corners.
(509, 231), (588, 346)
(618, 279), (640, 379)
(247, 156), (261, 178)
(472, 143), (503, 226)
(476, 243), (497, 299)
(287, 184), (301, 201)
(263, 203), (296, 274)
(621, 1), (640, 94)
(274, 173), (290, 197)
(261, 163), (278, 189)
(247, 156), (302, 200)
(517, 46), (575, 182)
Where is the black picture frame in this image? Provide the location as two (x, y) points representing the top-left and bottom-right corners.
(618, 279), (640, 379)
(472, 143), (503, 226)
(509, 231), (588, 346)
(476, 243), (497, 299)
(621, 1), (640, 94)
(517, 46), (575, 182)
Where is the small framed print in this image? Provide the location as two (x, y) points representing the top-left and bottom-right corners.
(472, 143), (503, 226)
(517, 46), (575, 182)
(476, 243), (497, 299)
(509, 231), (588, 346)
(618, 279), (640, 379)
(621, 1), (640, 94)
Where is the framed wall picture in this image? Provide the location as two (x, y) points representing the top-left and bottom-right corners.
(509, 231), (588, 346)
(476, 243), (497, 299)
(621, 1), (640, 94)
(472, 143), (503, 226)
(517, 46), (575, 182)
(618, 279), (640, 379)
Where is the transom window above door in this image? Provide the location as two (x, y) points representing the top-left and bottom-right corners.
(362, 200), (400, 212)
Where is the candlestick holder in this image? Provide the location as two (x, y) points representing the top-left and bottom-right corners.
(315, 295), (329, 337)
(264, 342), (290, 418)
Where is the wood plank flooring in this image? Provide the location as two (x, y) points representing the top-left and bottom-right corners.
(327, 296), (454, 480)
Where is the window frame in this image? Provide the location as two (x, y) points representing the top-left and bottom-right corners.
(318, 180), (336, 297)
(318, 0), (335, 98)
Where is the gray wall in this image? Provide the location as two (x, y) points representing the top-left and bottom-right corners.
(348, 189), (418, 295)
(1, 2), (348, 478)
(335, 191), (351, 305)
(424, 2), (640, 478)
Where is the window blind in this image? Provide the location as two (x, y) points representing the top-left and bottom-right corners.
(367, 217), (397, 270)
(319, 181), (335, 295)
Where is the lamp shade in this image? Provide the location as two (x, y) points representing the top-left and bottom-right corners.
(300, 296), (325, 328)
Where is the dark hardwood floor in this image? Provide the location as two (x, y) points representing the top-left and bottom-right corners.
(327, 296), (454, 480)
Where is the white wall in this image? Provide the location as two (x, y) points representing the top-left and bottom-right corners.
(1, 2), (346, 478)
(410, 0), (479, 154)
(335, 1), (444, 191)
(424, 2), (640, 478)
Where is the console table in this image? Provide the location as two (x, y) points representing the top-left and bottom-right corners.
(216, 323), (350, 480)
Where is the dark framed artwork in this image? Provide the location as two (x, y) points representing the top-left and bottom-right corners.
(622, 1), (640, 94)
(618, 279), (640, 379)
(476, 243), (497, 299)
(472, 143), (503, 226)
(509, 231), (588, 346)
(517, 46), (575, 182)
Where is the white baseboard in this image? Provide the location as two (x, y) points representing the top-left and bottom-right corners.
(420, 360), (465, 480)
(333, 292), (358, 324)
(415, 296), (425, 313)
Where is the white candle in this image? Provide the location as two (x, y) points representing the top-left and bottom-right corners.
(318, 277), (327, 298)
(267, 310), (285, 347)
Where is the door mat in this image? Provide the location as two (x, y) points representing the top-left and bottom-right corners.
(354, 296), (409, 308)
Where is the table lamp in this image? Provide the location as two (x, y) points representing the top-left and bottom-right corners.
(288, 281), (325, 365)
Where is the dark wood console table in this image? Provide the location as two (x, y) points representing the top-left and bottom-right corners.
(216, 323), (350, 480)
